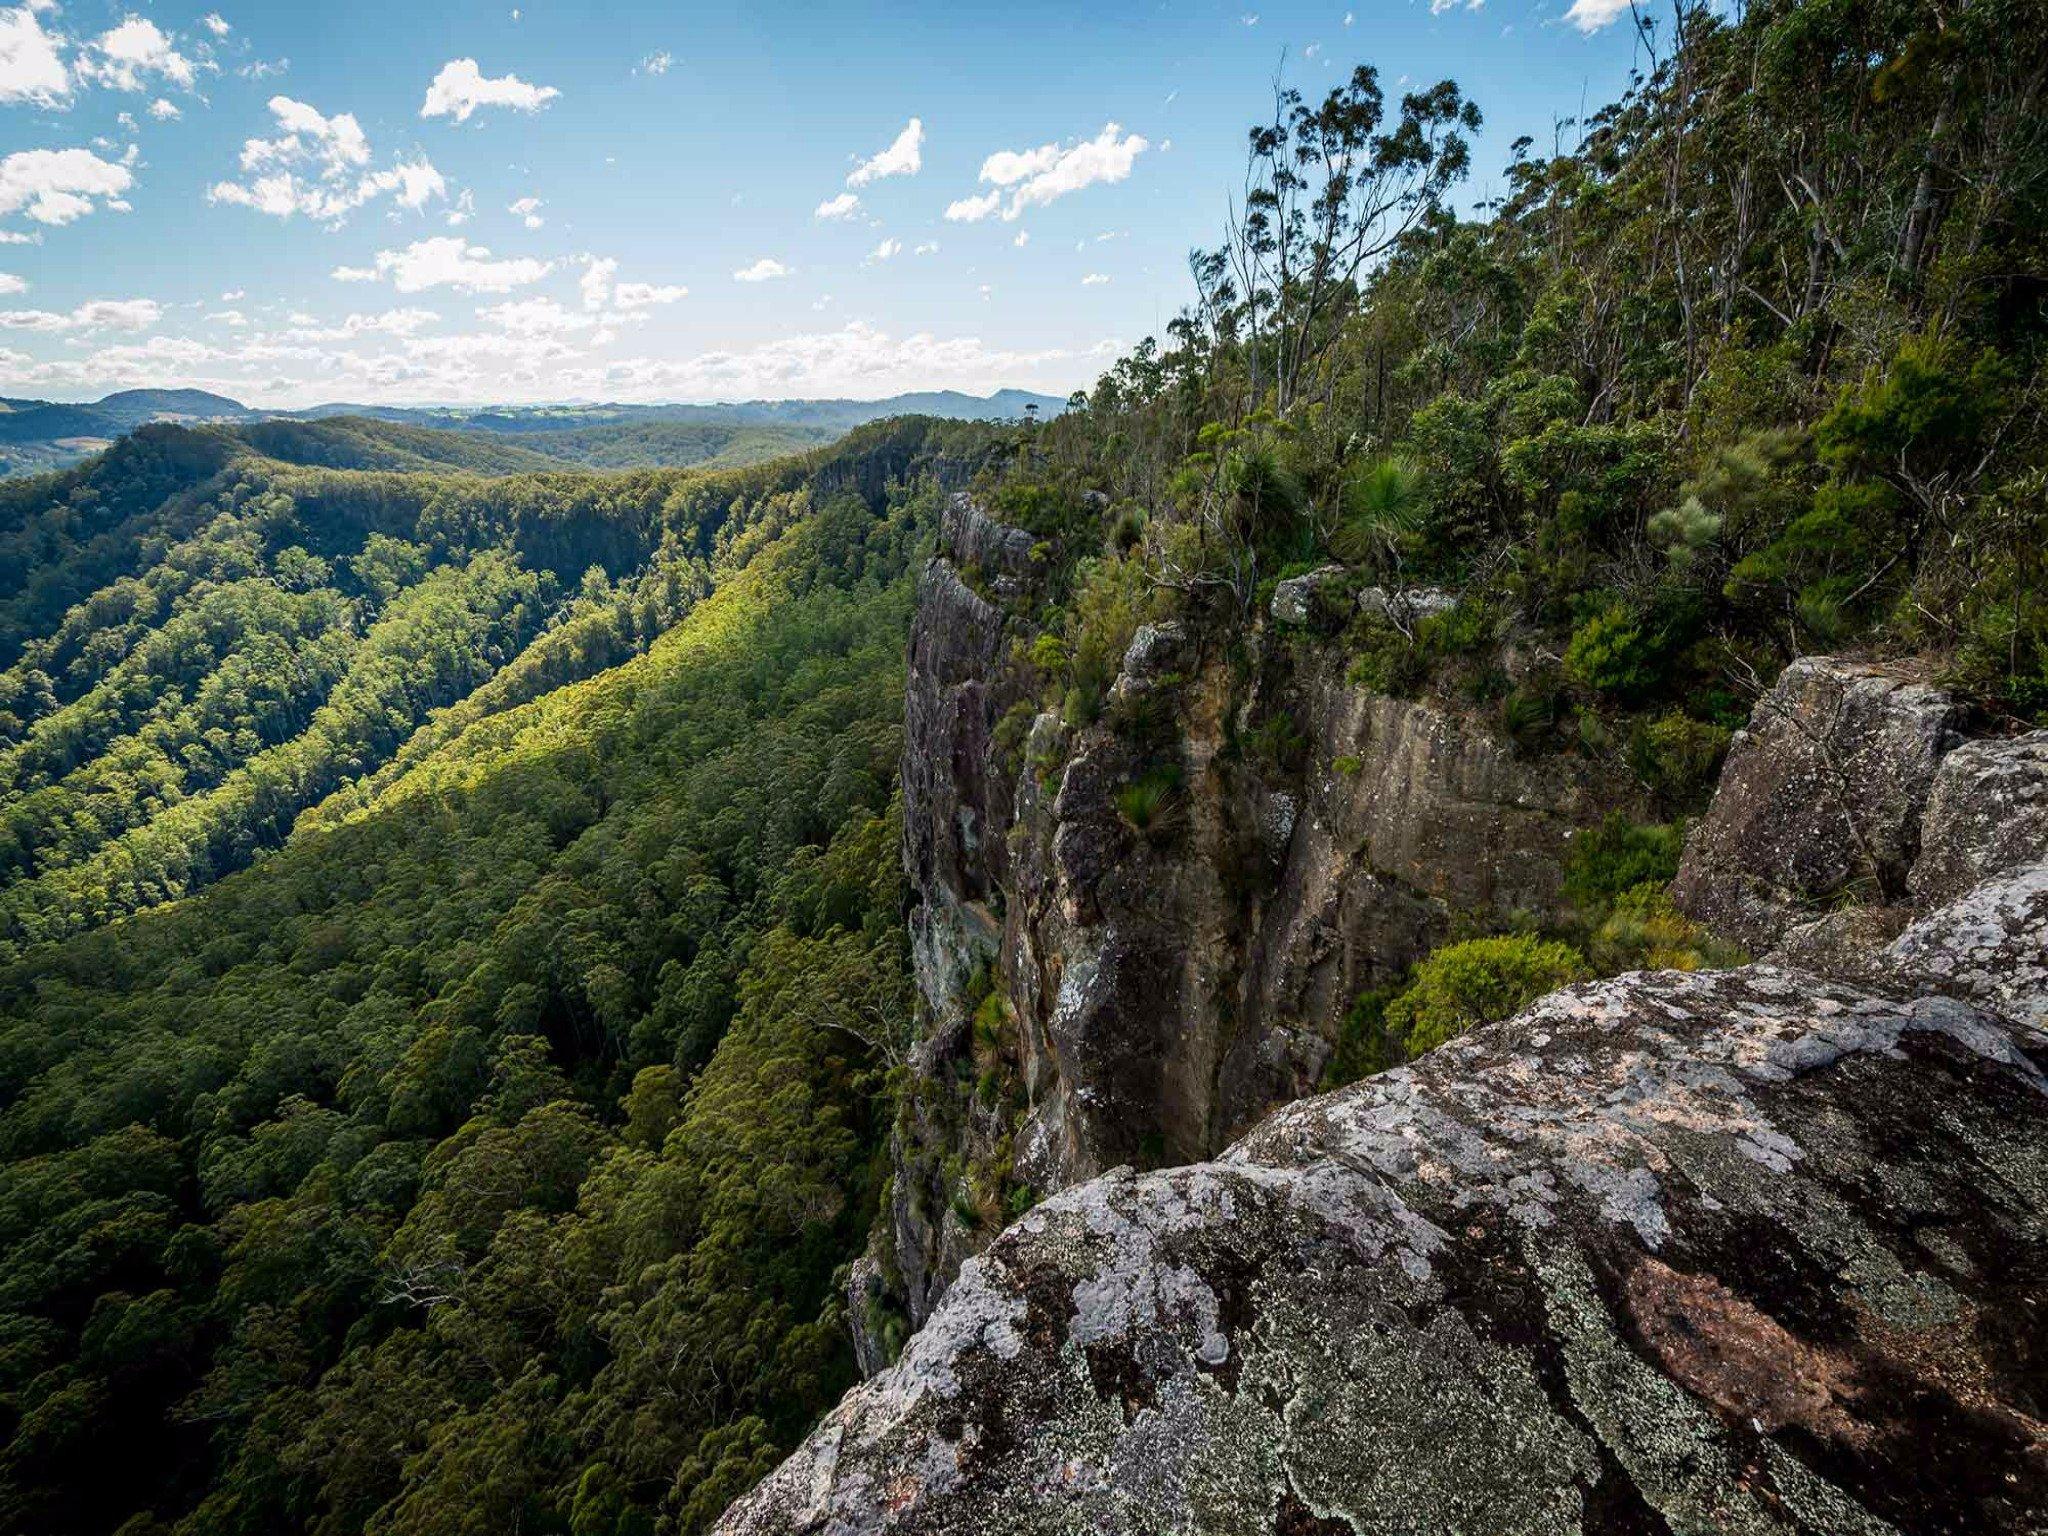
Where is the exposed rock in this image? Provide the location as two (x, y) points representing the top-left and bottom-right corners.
(1673, 657), (1959, 948)
(941, 490), (1039, 597)
(1887, 862), (2048, 1027)
(1269, 565), (1349, 626)
(716, 964), (2048, 1536)
(1909, 732), (2048, 907)
(844, 1253), (892, 1380)
(1765, 905), (1910, 989)
(1357, 584), (1458, 628)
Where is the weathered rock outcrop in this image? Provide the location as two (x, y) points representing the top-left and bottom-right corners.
(1910, 731), (2048, 906)
(719, 957), (2048, 1535)
(889, 507), (1647, 1328)
(1673, 658), (1959, 948)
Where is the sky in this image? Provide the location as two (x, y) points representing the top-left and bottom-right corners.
(0, 0), (1658, 407)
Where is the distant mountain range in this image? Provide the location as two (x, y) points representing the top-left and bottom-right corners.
(0, 386), (1067, 479)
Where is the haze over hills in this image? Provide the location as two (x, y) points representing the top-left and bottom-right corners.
(0, 5), (2041, 1536)
(0, 387), (1067, 480)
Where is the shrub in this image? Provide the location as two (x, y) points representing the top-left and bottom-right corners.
(1113, 765), (1181, 835)
(1591, 884), (1742, 972)
(1564, 601), (1663, 699)
(1563, 814), (1686, 908)
(1628, 712), (1732, 806)
(1385, 935), (1589, 1058)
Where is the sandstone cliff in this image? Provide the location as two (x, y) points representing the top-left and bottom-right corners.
(884, 495), (1649, 1329)
(735, 591), (2048, 1533)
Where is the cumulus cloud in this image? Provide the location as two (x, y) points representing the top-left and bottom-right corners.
(203, 13), (231, 37)
(578, 255), (685, 313)
(814, 191), (859, 220)
(1081, 272), (1108, 285)
(868, 236), (900, 262)
(149, 96), (179, 119)
(637, 50), (672, 75)
(0, 146), (134, 226)
(78, 17), (196, 93)
(0, 3), (69, 106)
(421, 58), (559, 121)
(613, 279), (685, 309)
(966, 122), (1148, 220)
(209, 96), (445, 223)
(1564, 0), (1633, 29)
(509, 194), (542, 229)
(207, 308), (246, 326)
(333, 237), (552, 294)
(847, 118), (922, 187)
(0, 272), (22, 295)
(732, 257), (789, 282)
(0, 296), (162, 331)
(943, 189), (1001, 223)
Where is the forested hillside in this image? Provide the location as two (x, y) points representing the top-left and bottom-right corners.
(0, 1), (2040, 1534)
(0, 415), (1001, 1536)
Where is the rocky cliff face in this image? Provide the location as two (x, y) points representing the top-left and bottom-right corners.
(731, 643), (2048, 1535)
(884, 496), (1647, 1329)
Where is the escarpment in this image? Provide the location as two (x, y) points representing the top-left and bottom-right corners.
(727, 623), (2048, 1534)
(881, 495), (1652, 1331)
(767, 502), (2048, 1534)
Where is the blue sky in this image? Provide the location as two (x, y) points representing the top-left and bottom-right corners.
(0, 0), (1653, 406)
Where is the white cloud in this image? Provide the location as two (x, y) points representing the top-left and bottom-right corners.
(847, 117), (922, 187)
(210, 96), (444, 223)
(1082, 272), (1108, 285)
(0, 147), (134, 226)
(733, 257), (789, 282)
(0, 231), (36, 245)
(579, 254), (616, 309)
(1564, 0), (1633, 29)
(1431, 0), (1485, 13)
(0, 4), (69, 107)
(814, 191), (860, 220)
(78, 17), (196, 93)
(203, 13), (231, 37)
(613, 279), (685, 309)
(1013, 230), (1029, 247)
(479, 296), (597, 336)
(0, 272), (22, 295)
(0, 296), (161, 331)
(335, 237), (553, 294)
(445, 188), (475, 226)
(421, 58), (559, 121)
(220, 287), (244, 300)
(207, 308), (246, 326)
(509, 194), (543, 229)
(944, 189), (1001, 223)
(969, 123), (1148, 221)
(149, 96), (179, 119)
(637, 50), (672, 75)
(869, 236), (901, 261)
(913, 240), (939, 255)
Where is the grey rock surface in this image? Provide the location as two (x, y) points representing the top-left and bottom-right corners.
(1673, 657), (1958, 948)
(1909, 731), (2048, 907)
(717, 963), (2048, 1536)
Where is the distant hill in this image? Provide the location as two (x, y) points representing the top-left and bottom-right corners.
(0, 387), (1064, 479)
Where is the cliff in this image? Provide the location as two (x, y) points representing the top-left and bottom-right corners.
(723, 605), (2048, 1534)
(884, 495), (1649, 1328)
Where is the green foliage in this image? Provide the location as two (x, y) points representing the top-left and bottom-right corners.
(0, 424), (975, 1536)
(1562, 815), (1687, 909)
(1384, 935), (1589, 1058)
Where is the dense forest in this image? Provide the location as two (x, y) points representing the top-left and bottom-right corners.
(0, 0), (2040, 1532)
(0, 416), (1004, 1535)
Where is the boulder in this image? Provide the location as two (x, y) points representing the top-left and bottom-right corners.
(1357, 584), (1458, 629)
(1909, 731), (2048, 907)
(1887, 861), (2048, 1027)
(716, 964), (2048, 1536)
(1672, 657), (1958, 948)
(1269, 565), (1349, 627)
